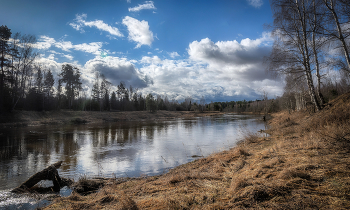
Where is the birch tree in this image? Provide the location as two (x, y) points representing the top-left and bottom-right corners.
(321, 0), (350, 71)
(267, 0), (321, 111)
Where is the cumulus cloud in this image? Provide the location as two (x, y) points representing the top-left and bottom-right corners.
(187, 34), (274, 84)
(85, 56), (150, 88)
(139, 33), (282, 101)
(36, 55), (62, 77)
(122, 16), (154, 48)
(247, 0), (263, 8)
(128, 1), (156, 12)
(70, 14), (123, 37)
(188, 33), (272, 66)
(168, 52), (180, 58)
(140, 55), (162, 64)
(63, 54), (74, 60)
(34, 36), (56, 50)
(36, 53), (151, 95)
(34, 32), (282, 101)
(55, 41), (74, 52)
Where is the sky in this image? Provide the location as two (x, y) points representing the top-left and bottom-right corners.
(0, 0), (284, 102)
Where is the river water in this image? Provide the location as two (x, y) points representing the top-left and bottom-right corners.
(0, 113), (266, 209)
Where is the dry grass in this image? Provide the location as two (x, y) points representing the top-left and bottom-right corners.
(44, 92), (350, 209)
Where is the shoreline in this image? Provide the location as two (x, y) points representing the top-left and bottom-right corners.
(40, 92), (350, 209)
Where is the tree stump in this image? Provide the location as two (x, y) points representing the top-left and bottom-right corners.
(11, 161), (70, 193)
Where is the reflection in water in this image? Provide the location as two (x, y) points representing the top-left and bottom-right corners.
(0, 114), (265, 194)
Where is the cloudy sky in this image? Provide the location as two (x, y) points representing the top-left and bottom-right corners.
(1, 0), (284, 102)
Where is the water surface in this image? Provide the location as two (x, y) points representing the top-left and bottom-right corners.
(0, 114), (265, 208)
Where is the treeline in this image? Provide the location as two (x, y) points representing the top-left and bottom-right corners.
(0, 23), (279, 114)
(0, 24), (263, 114)
(265, 0), (350, 112)
(2, 0), (350, 117)
(88, 75), (207, 112)
(206, 99), (278, 114)
(0, 25), (207, 113)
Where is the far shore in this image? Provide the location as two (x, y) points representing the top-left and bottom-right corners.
(0, 110), (255, 127)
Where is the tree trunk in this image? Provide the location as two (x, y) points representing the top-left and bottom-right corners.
(11, 161), (70, 193)
(311, 0), (326, 106)
(324, 0), (350, 70)
(312, 36), (326, 106)
(296, 0), (321, 111)
(305, 71), (318, 111)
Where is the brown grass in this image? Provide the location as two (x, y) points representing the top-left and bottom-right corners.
(43, 92), (350, 209)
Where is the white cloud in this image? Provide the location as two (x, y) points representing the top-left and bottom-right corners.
(128, 1), (156, 12)
(140, 55), (162, 64)
(36, 55), (62, 76)
(47, 54), (55, 60)
(138, 33), (282, 101)
(74, 42), (103, 55)
(247, 0), (263, 8)
(188, 32), (272, 66)
(34, 32), (282, 101)
(84, 56), (149, 88)
(63, 54), (74, 60)
(168, 52), (180, 58)
(55, 41), (74, 52)
(122, 16), (154, 48)
(46, 50), (74, 60)
(36, 53), (151, 95)
(70, 14), (123, 37)
(34, 36), (56, 50)
(35, 35), (104, 55)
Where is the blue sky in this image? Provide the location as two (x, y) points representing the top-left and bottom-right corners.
(1, 0), (284, 102)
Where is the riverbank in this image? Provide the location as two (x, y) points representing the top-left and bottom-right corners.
(40, 92), (350, 209)
(0, 110), (225, 127)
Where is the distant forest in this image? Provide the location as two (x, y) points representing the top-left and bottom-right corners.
(1, 0), (350, 114)
(0, 25), (273, 114)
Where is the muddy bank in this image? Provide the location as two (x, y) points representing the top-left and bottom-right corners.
(40, 92), (350, 209)
(0, 110), (224, 127)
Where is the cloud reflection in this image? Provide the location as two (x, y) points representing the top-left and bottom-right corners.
(0, 115), (266, 190)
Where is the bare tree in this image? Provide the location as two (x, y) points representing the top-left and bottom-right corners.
(267, 0), (321, 111)
(310, 0), (326, 105)
(320, 0), (350, 72)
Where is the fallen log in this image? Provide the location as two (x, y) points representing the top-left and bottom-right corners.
(12, 161), (72, 193)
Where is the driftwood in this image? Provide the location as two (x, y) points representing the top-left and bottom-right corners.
(12, 161), (72, 193)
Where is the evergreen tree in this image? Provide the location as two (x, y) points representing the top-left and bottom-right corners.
(146, 93), (156, 112)
(59, 64), (82, 109)
(44, 70), (54, 96)
(0, 25), (12, 112)
(43, 69), (54, 110)
(111, 91), (117, 110)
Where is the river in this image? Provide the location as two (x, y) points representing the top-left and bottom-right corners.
(0, 113), (266, 209)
